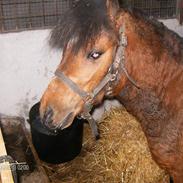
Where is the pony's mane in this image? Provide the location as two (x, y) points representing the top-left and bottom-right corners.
(149, 17), (183, 62)
(127, 7), (183, 63)
(49, 0), (113, 52)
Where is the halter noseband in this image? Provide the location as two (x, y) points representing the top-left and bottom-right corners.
(54, 25), (138, 139)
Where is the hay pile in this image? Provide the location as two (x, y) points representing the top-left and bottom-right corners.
(43, 108), (169, 183)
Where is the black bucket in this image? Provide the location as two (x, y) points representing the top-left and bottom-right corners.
(29, 102), (84, 164)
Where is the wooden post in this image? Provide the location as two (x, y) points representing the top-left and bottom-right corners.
(0, 128), (14, 183)
(177, 0), (183, 24)
(0, 2), (3, 32)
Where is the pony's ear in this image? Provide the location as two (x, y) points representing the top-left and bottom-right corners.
(106, 0), (120, 21)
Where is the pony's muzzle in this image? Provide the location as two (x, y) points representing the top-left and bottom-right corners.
(42, 106), (75, 130)
(59, 111), (75, 129)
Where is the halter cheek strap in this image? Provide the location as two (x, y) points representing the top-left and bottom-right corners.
(54, 25), (139, 140)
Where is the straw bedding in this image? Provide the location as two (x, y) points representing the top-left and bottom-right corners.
(43, 107), (169, 183)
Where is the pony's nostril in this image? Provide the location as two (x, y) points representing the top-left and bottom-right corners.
(41, 107), (75, 130)
(60, 112), (75, 130)
(42, 106), (54, 126)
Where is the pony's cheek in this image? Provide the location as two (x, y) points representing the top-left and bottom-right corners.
(93, 91), (105, 105)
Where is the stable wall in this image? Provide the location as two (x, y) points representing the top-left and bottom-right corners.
(0, 30), (61, 117)
(0, 19), (183, 119)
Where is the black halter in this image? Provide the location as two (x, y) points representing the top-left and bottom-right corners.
(55, 25), (139, 139)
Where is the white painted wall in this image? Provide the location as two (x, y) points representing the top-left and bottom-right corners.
(0, 19), (182, 119)
(0, 30), (61, 117)
(159, 19), (183, 36)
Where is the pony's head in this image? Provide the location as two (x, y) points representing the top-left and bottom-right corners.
(40, 0), (122, 130)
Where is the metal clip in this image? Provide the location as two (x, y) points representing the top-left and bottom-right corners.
(83, 93), (94, 103)
(111, 72), (118, 82)
(106, 87), (113, 96)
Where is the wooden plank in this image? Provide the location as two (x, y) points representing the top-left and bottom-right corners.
(0, 2), (3, 32)
(21, 119), (50, 183)
(177, 0), (183, 24)
(0, 128), (14, 183)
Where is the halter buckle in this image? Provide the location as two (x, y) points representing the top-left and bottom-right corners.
(106, 87), (113, 96)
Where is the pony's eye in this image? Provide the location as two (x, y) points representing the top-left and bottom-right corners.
(87, 51), (103, 60)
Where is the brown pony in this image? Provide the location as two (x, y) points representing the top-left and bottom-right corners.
(40, 0), (183, 182)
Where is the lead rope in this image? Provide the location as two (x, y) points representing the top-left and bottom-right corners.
(81, 108), (100, 140)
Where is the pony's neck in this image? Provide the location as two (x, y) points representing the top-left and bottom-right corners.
(116, 10), (183, 102)
(115, 10), (183, 136)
